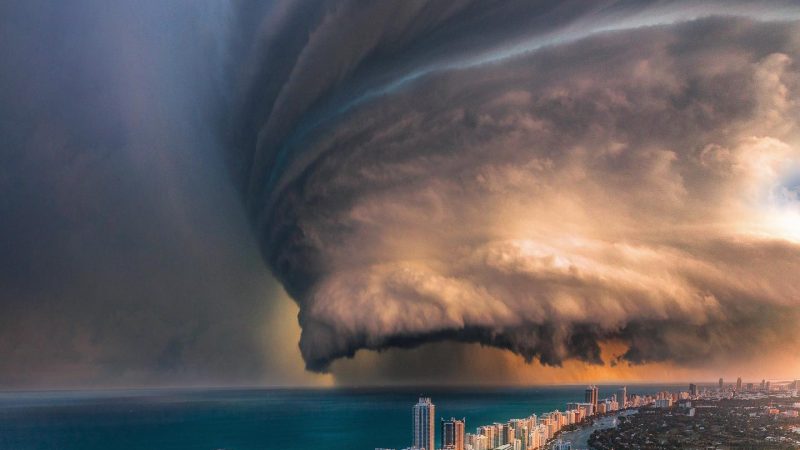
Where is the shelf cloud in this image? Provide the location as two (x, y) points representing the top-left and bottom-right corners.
(5, 0), (800, 388)
(232, 1), (800, 372)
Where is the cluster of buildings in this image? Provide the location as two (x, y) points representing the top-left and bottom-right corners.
(658, 377), (800, 408)
(589, 386), (800, 449)
(380, 387), (637, 450)
(377, 379), (800, 450)
(692, 377), (800, 400)
(465, 406), (580, 450)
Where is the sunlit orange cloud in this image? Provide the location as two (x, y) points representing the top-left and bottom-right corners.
(490, 340), (707, 385)
(327, 339), (800, 386)
(487, 340), (800, 385)
(330, 342), (673, 386)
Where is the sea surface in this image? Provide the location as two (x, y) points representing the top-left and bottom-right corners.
(0, 384), (687, 450)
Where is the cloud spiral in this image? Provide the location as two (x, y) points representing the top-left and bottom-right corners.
(232, 1), (800, 372)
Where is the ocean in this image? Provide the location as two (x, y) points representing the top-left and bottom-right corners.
(0, 385), (686, 450)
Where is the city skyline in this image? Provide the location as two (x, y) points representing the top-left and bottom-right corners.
(385, 378), (800, 450)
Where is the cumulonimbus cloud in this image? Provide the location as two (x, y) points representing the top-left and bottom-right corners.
(232, 1), (800, 371)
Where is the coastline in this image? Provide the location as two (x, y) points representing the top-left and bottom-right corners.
(552, 409), (638, 450)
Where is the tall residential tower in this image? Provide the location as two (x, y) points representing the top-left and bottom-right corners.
(441, 417), (465, 450)
(617, 386), (627, 408)
(413, 397), (435, 450)
(584, 385), (599, 411)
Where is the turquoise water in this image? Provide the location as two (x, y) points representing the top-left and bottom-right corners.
(0, 385), (685, 450)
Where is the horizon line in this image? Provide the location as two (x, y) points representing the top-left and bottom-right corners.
(2, 379), (797, 395)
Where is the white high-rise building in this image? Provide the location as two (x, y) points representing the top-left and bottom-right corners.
(471, 433), (489, 450)
(537, 424), (548, 445)
(618, 386), (627, 408)
(413, 397), (435, 450)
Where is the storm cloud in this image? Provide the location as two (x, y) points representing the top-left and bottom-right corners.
(234, 1), (800, 372)
(3, 0), (800, 388)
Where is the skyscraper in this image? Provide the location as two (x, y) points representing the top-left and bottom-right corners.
(413, 397), (435, 450)
(617, 386), (627, 408)
(584, 385), (598, 411)
(441, 417), (465, 450)
(689, 383), (698, 397)
(441, 418), (455, 450)
(718, 377), (723, 389)
(454, 419), (465, 450)
(502, 423), (514, 446)
(494, 423), (505, 446)
(478, 425), (495, 448)
(736, 377), (742, 391)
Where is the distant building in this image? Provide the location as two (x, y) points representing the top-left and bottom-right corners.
(689, 383), (698, 397)
(718, 378), (723, 389)
(501, 423), (514, 446)
(478, 425), (495, 448)
(554, 438), (572, 450)
(493, 422), (504, 446)
(413, 397), (435, 450)
(618, 386), (627, 408)
(441, 417), (464, 450)
(569, 402), (594, 418)
(467, 433), (488, 450)
(566, 402), (580, 411)
(655, 398), (672, 408)
(536, 425), (547, 446)
(736, 377), (742, 391)
(585, 385), (599, 411)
